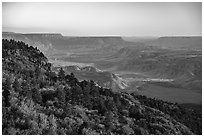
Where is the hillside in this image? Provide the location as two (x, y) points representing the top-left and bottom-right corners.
(52, 65), (128, 91)
(2, 39), (201, 135)
(2, 32), (134, 55)
(145, 36), (202, 50)
(96, 46), (202, 91)
(122, 36), (158, 43)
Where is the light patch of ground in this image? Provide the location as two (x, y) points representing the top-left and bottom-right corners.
(49, 59), (94, 67)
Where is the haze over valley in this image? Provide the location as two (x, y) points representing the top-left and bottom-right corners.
(3, 32), (202, 104)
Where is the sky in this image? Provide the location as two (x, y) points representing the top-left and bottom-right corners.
(2, 2), (202, 36)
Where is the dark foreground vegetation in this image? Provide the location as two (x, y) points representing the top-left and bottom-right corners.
(2, 39), (202, 135)
(133, 95), (202, 134)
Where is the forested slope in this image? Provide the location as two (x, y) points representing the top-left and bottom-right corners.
(2, 39), (201, 135)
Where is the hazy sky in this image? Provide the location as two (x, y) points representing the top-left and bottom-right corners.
(2, 2), (202, 36)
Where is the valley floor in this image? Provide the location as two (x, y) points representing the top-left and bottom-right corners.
(50, 59), (202, 105)
(115, 71), (202, 104)
(137, 84), (202, 104)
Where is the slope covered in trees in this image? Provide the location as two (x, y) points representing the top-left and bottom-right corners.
(2, 39), (201, 135)
(132, 94), (202, 134)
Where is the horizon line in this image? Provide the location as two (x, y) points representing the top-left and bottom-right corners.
(2, 31), (202, 37)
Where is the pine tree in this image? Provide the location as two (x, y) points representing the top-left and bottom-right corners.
(3, 77), (12, 107)
(32, 88), (42, 104)
(13, 78), (21, 93)
(57, 85), (66, 103)
(21, 80), (32, 98)
(35, 67), (41, 79)
(58, 68), (65, 80)
(70, 72), (75, 78)
(104, 111), (115, 131)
